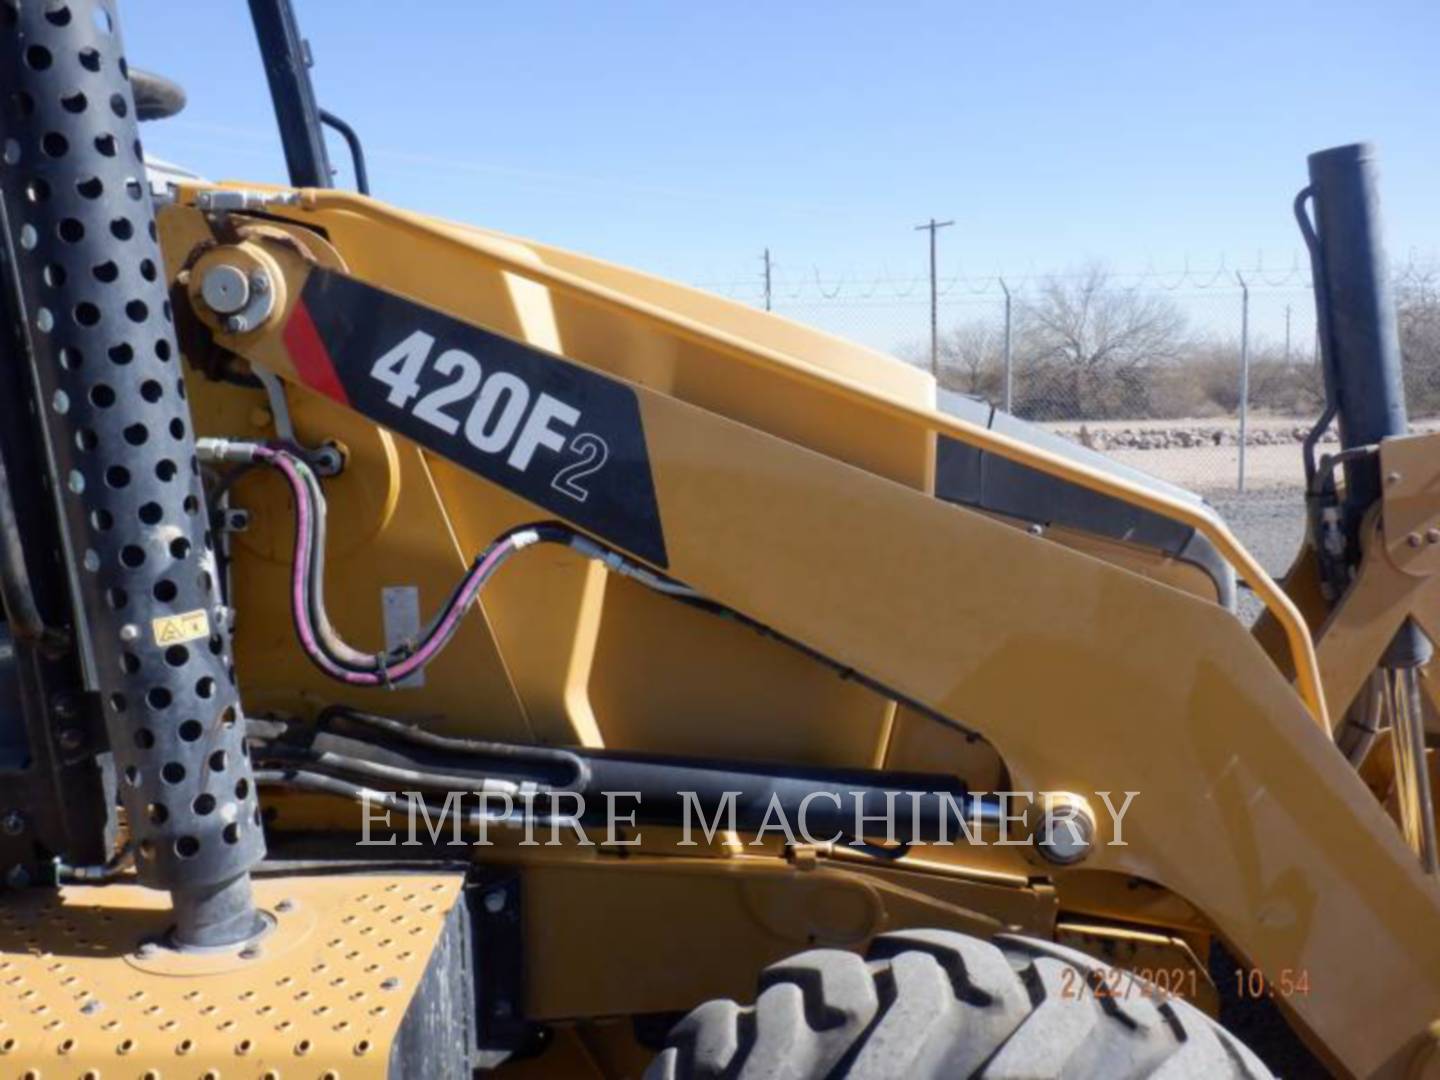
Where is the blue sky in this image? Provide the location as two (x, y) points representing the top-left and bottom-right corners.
(124, 0), (1437, 339)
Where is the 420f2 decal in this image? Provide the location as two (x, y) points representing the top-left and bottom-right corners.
(283, 269), (668, 567)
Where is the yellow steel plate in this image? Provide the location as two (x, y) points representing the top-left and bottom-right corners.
(0, 871), (464, 1076)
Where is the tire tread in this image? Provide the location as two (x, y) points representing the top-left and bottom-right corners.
(646, 929), (1276, 1080)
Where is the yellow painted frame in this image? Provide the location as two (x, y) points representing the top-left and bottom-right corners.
(154, 187), (1440, 1076)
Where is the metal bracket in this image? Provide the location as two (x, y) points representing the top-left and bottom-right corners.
(468, 868), (530, 1063)
(1381, 433), (1440, 577)
(193, 188), (302, 213)
(252, 363), (344, 475)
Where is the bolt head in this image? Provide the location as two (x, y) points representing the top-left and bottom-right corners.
(1388, 471), (1403, 485)
(483, 889), (507, 914)
(225, 314), (249, 334)
(1030, 794), (1096, 866)
(200, 263), (250, 316)
(380, 976), (401, 991)
(1428, 528), (1440, 545)
(1, 811), (25, 836)
(1409, 533), (1424, 548)
(249, 271), (270, 293)
(239, 944), (261, 960)
(119, 624), (139, 643)
(58, 728), (83, 751)
(135, 942), (157, 959)
(275, 898), (294, 914)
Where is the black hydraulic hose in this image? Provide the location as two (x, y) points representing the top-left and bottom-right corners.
(319, 109), (370, 195)
(257, 742), (545, 795)
(199, 439), (696, 686)
(1295, 186), (1339, 492)
(200, 439), (556, 683)
(254, 716), (1001, 849)
(317, 704), (587, 776)
(253, 767), (575, 832)
(291, 453), (502, 676)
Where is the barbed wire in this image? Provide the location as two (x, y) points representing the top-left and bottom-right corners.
(697, 252), (1440, 304)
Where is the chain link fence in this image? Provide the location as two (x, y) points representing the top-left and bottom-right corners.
(707, 261), (1440, 504)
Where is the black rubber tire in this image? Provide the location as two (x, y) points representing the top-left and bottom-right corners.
(645, 929), (1275, 1079)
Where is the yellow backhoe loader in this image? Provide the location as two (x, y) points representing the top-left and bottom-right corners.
(0, 2), (1438, 1077)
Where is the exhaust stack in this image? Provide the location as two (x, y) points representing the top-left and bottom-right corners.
(1304, 143), (1409, 532)
(0, 0), (264, 945)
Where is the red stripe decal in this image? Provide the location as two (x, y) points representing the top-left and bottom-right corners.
(282, 298), (350, 405)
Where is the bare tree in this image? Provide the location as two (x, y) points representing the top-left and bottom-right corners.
(938, 319), (1004, 398)
(1397, 267), (1440, 416)
(1017, 263), (1187, 419)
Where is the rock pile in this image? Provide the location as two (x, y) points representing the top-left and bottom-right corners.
(1057, 421), (1440, 451)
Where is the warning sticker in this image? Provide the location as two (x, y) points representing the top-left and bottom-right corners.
(151, 609), (210, 646)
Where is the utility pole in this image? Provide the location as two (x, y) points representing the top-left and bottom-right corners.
(914, 218), (954, 380)
(1237, 271), (1250, 493)
(1284, 303), (1292, 364)
(999, 277), (1013, 413)
(761, 248), (772, 312)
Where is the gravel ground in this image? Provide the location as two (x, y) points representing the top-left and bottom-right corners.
(1038, 419), (1313, 620)
(1202, 486), (1307, 623)
(1040, 419), (1314, 622)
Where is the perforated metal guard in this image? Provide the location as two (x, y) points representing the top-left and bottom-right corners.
(0, 1), (263, 907)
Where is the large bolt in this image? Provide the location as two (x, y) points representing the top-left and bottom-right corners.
(483, 889), (507, 914)
(1030, 794), (1096, 866)
(200, 264), (251, 316)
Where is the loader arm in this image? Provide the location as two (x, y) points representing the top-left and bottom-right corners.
(152, 185), (1440, 1077)
(4, 4), (1440, 1075)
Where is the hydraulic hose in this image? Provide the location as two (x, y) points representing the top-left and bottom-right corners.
(197, 439), (696, 687)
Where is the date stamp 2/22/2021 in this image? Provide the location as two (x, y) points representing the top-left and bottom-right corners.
(1059, 965), (1312, 1003)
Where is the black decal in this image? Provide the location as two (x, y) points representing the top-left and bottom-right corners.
(298, 269), (668, 566)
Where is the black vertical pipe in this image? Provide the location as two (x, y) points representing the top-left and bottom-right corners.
(247, 0), (332, 188)
(0, 0), (264, 943)
(1308, 144), (1430, 668)
(1307, 143), (1408, 520)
